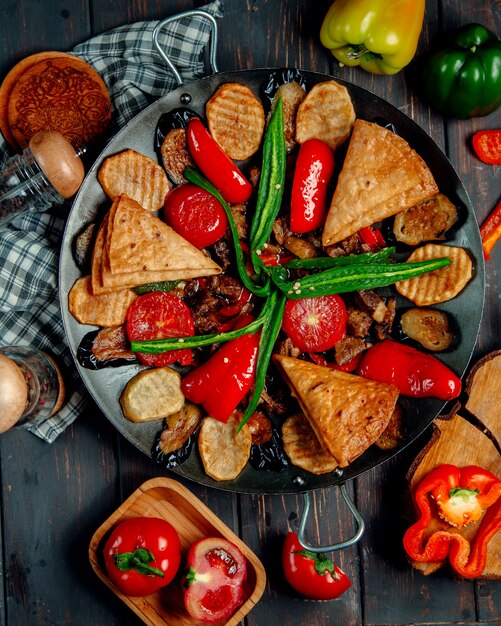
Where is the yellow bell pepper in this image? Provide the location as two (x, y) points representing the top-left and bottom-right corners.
(320, 0), (425, 75)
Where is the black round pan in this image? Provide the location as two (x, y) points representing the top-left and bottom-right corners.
(59, 68), (485, 495)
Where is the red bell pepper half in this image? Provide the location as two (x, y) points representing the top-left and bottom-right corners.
(186, 118), (253, 204)
(357, 338), (461, 400)
(181, 314), (260, 423)
(403, 464), (501, 578)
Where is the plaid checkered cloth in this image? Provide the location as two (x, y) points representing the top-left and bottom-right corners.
(0, 0), (224, 443)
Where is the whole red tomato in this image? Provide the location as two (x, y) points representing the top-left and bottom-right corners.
(282, 532), (351, 600)
(103, 517), (181, 597)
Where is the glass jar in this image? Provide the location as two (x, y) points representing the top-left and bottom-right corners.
(0, 346), (65, 430)
(0, 148), (64, 226)
(0, 130), (85, 227)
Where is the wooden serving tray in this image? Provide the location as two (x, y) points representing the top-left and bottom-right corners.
(89, 477), (266, 625)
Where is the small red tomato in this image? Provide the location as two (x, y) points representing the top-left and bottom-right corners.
(163, 183), (228, 249)
(183, 537), (247, 623)
(282, 294), (347, 352)
(126, 291), (194, 367)
(290, 138), (335, 233)
(103, 517), (181, 597)
(282, 532), (351, 600)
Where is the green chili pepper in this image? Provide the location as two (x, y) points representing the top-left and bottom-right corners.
(249, 99), (286, 271)
(237, 290), (286, 431)
(130, 298), (272, 354)
(273, 258), (450, 299)
(284, 247), (396, 270)
(132, 280), (180, 295)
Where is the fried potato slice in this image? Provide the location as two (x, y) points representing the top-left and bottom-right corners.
(396, 244), (473, 305)
(322, 120), (439, 246)
(160, 128), (194, 185)
(98, 148), (171, 211)
(271, 81), (306, 153)
(198, 413), (251, 481)
(393, 193), (458, 246)
(274, 354), (399, 467)
(295, 80), (355, 151)
(282, 413), (339, 474)
(68, 275), (137, 326)
(119, 367), (184, 422)
(206, 83), (265, 160)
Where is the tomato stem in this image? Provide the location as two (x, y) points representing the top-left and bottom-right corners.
(113, 548), (165, 578)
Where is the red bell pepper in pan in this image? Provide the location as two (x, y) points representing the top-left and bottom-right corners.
(181, 314), (260, 423)
(186, 118), (253, 204)
(290, 138), (335, 233)
(357, 225), (386, 251)
(403, 464), (501, 578)
(357, 338), (461, 400)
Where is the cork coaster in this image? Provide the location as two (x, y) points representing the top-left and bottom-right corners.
(3, 52), (111, 151)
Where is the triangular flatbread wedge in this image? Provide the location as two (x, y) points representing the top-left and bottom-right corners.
(322, 119), (439, 247)
(107, 194), (221, 275)
(273, 354), (399, 467)
(91, 195), (221, 294)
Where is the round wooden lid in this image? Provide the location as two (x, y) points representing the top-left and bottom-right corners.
(4, 53), (112, 151)
(0, 51), (71, 150)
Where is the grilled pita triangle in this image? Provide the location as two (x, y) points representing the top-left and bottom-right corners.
(273, 354), (399, 467)
(322, 119), (439, 247)
(91, 195), (221, 294)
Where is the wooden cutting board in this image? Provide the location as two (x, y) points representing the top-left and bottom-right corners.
(407, 351), (501, 578)
(0, 51), (111, 151)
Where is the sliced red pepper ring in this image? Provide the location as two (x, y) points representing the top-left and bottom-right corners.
(403, 464), (501, 578)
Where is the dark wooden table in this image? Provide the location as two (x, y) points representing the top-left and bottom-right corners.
(1, 1), (500, 625)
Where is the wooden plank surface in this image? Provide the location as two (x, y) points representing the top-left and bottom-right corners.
(0, 1), (500, 625)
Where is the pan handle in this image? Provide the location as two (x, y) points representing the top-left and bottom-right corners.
(152, 9), (219, 87)
(297, 484), (365, 553)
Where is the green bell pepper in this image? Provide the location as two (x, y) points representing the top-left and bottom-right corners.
(320, 0), (425, 75)
(420, 23), (501, 119)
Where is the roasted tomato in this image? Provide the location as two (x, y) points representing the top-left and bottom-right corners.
(183, 537), (247, 623)
(126, 291), (194, 367)
(103, 517), (181, 597)
(282, 294), (347, 352)
(163, 183), (228, 249)
(282, 532), (351, 600)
